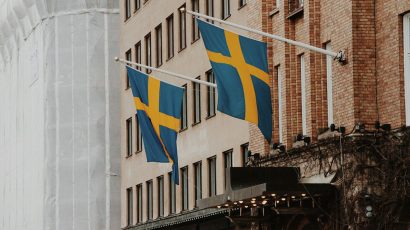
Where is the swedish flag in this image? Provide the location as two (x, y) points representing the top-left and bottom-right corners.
(127, 66), (183, 184)
(197, 19), (272, 141)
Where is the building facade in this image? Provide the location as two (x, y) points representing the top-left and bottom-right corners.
(120, 0), (410, 229)
(120, 0), (256, 228)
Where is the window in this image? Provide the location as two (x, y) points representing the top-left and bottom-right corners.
(222, 0), (230, 19)
(208, 156), (217, 197)
(125, 49), (132, 89)
(192, 0), (200, 41)
(135, 0), (141, 11)
(178, 5), (186, 50)
(325, 43), (334, 127)
(180, 84), (188, 130)
(300, 54), (307, 135)
(125, 0), (131, 20)
(404, 13), (410, 125)
(146, 180), (153, 220)
(135, 42), (142, 71)
(275, 65), (283, 142)
(206, 0), (214, 22)
(241, 143), (249, 167)
(223, 149), (233, 191)
(126, 187), (133, 226)
(239, 0), (246, 8)
(155, 24), (162, 67)
(206, 70), (216, 117)
(193, 77), (201, 124)
(181, 166), (189, 211)
(145, 33), (151, 74)
(167, 14), (175, 59)
(135, 114), (143, 152)
(136, 184), (143, 223)
(126, 118), (132, 157)
(157, 176), (164, 217)
(194, 161), (202, 205)
(169, 172), (176, 214)
(289, 0), (304, 13)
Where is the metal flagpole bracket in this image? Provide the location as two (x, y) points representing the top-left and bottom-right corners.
(113, 57), (217, 88)
(335, 50), (348, 64)
(184, 9), (348, 65)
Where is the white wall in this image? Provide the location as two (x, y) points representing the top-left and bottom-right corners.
(0, 1), (121, 229)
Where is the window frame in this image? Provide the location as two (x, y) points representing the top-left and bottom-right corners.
(135, 41), (142, 71)
(167, 14), (175, 59)
(275, 65), (283, 143)
(238, 0), (247, 9)
(194, 161), (202, 205)
(178, 5), (187, 51)
(404, 13), (410, 125)
(193, 76), (201, 125)
(126, 117), (133, 157)
(157, 176), (164, 217)
(155, 24), (163, 67)
(145, 33), (152, 74)
(125, 0), (131, 21)
(208, 156), (217, 197)
(191, 0), (200, 42)
(126, 187), (133, 226)
(223, 149), (233, 191)
(169, 172), (176, 214)
(205, 0), (214, 23)
(180, 84), (188, 131)
(325, 43), (334, 127)
(135, 114), (143, 153)
(125, 49), (132, 89)
(146, 180), (153, 220)
(134, 0), (141, 12)
(136, 184), (143, 223)
(206, 70), (216, 118)
(222, 0), (231, 20)
(181, 166), (189, 211)
(299, 54), (307, 135)
(241, 143), (249, 167)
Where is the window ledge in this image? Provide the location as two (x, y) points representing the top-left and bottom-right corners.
(287, 7), (304, 19)
(192, 121), (201, 127)
(269, 8), (280, 17)
(222, 14), (231, 21)
(191, 37), (200, 44)
(125, 154), (133, 159)
(238, 3), (247, 10)
(135, 150), (143, 154)
(179, 127), (188, 133)
(205, 114), (216, 120)
(166, 55), (175, 62)
(178, 46), (187, 53)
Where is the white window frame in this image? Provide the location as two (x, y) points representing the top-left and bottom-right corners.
(300, 54), (307, 135)
(277, 66), (283, 143)
(404, 13), (410, 125)
(326, 43), (334, 127)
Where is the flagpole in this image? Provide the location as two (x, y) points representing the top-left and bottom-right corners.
(114, 57), (217, 88)
(182, 9), (347, 64)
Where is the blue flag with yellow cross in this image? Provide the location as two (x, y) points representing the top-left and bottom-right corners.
(127, 66), (183, 184)
(197, 19), (272, 141)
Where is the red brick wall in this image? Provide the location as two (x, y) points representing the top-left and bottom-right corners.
(249, 0), (410, 152)
(247, 0), (274, 155)
(376, 1), (410, 127)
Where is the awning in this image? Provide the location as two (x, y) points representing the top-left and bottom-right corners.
(197, 167), (336, 212)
